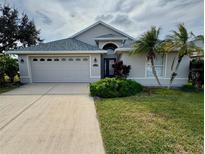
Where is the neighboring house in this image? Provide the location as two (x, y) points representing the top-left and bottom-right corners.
(8, 21), (190, 86)
(191, 40), (204, 58)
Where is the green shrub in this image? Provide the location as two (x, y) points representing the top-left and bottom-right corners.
(90, 78), (143, 98)
(181, 83), (201, 92)
(0, 55), (19, 84)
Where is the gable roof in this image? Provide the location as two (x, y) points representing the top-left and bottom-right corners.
(94, 34), (128, 41)
(70, 21), (135, 40)
(8, 38), (103, 54)
(96, 34), (121, 38)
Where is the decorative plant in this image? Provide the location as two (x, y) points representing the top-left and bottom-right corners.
(90, 78), (143, 98)
(0, 55), (6, 85)
(189, 59), (204, 88)
(112, 61), (131, 78)
(4, 56), (19, 83)
(163, 24), (203, 87)
(0, 55), (19, 84)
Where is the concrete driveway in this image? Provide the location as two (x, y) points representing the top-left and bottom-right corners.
(0, 83), (105, 154)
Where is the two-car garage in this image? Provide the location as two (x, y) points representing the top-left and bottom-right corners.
(8, 38), (105, 83)
(30, 56), (90, 82)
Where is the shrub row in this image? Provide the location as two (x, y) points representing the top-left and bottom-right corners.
(90, 78), (143, 98)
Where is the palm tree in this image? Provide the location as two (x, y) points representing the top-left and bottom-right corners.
(194, 35), (204, 42)
(131, 27), (162, 86)
(163, 24), (203, 87)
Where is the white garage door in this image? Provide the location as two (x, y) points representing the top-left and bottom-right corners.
(30, 56), (90, 82)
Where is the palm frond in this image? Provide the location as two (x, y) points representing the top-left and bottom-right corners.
(178, 24), (188, 42)
(131, 26), (161, 57)
(164, 23), (203, 56)
(194, 35), (204, 42)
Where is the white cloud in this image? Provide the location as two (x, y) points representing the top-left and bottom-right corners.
(1, 0), (203, 41)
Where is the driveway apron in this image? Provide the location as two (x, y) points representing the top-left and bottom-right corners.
(0, 83), (105, 154)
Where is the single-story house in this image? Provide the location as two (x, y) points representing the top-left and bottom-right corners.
(8, 21), (190, 86)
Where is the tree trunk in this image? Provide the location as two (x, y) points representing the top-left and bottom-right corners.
(169, 56), (183, 88)
(150, 58), (161, 86)
(0, 73), (4, 86)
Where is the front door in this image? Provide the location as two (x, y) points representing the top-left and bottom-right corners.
(104, 58), (116, 77)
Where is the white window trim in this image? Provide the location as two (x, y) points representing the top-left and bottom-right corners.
(101, 41), (119, 49)
(145, 55), (165, 78)
(165, 54), (168, 77)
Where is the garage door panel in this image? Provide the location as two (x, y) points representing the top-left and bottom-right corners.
(30, 56), (90, 82)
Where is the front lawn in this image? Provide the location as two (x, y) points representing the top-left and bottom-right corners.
(96, 88), (203, 154)
(0, 85), (19, 94)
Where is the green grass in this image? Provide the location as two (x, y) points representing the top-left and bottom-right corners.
(96, 88), (204, 154)
(0, 86), (17, 94)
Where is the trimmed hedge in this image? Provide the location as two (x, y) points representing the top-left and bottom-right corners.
(90, 78), (143, 98)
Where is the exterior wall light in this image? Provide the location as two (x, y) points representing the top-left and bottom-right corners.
(94, 58), (97, 63)
(20, 59), (24, 63)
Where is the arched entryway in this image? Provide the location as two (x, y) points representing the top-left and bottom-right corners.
(102, 43), (118, 77)
(103, 43), (118, 51)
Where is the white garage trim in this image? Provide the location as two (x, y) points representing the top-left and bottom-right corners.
(26, 56), (32, 83)
(29, 55), (94, 83)
(21, 76), (30, 78)
(90, 76), (101, 78)
(28, 54), (98, 81)
(89, 55), (101, 78)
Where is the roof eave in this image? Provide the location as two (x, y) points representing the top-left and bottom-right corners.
(114, 48), (182, 54)
(114, 48), (132, 54)
(70, 21), (135, 40)
(6, 50), (107, 55)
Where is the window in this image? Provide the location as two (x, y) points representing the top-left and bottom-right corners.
(146, 55), (164, 77)
(75, 58), (81, 61)
(61, 58), (66, 61)
(47, 58), (52, 61)
(54, 58), (59, 61)
(103, 43), (118, 55)
(33, 58), (38, 61)
(83, 58), (88, 61)
(40, 58), (45, 61)
(68, 58), (73, 61)
(103, 43), (117, 50)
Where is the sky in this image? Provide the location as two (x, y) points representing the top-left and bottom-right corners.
(0, 0), (204, 42)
